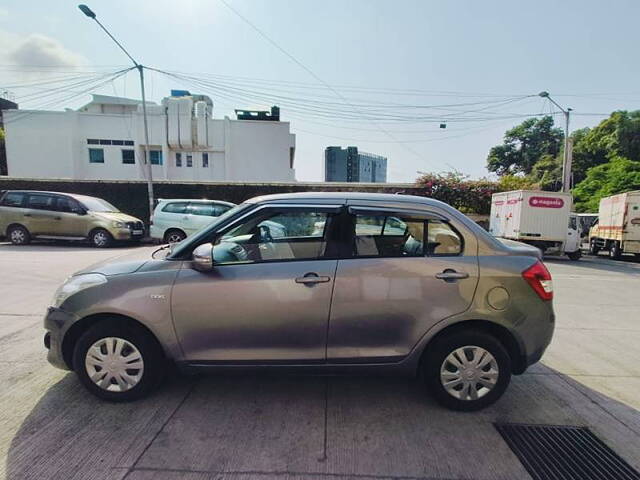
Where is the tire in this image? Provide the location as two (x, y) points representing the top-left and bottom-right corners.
(72, 320), (165, 402)
(589, 239), (599, 256)
(90, 228), (113, 248)
(567, 250), (581, 261)
(609, 241), (621, 260)
(422, 330), (511, 411)
(7, 225), (31, 245)
(164, 229), (186, 243)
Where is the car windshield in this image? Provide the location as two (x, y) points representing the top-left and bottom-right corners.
(168, 202), (254, 259)
(78, 196), (120, 212)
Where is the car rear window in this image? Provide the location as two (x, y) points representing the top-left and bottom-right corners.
(162, 202), (189, 214)
(188, 203), (231, 217)
(1, 192), (25, 207)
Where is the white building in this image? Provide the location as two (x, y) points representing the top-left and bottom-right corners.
(3, 92), (297, 182)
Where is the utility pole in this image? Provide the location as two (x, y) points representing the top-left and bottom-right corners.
(539, 91), (573, 193)
(78, 4), (155, 222)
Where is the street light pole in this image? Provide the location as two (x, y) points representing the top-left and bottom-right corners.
(539, 91), (573, 193)
(78, 4), (155, 223)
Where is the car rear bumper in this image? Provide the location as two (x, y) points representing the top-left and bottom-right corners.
(44, 306), (78, 371)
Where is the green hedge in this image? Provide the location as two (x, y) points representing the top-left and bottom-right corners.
(0, 178), (431, 222)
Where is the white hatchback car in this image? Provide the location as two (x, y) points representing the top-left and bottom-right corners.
(150, 199), (235, 243)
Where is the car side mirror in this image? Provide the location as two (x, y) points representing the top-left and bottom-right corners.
(192, 243), (214, 272)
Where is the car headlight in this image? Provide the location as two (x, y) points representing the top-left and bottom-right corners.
(52, 274), (107, 308)
(112, 221), (125, 228)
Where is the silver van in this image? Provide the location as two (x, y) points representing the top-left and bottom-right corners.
(44, 192), (554, 411)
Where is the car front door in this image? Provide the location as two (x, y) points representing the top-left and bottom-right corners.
(171, 204), (342, 363)
(51, 196), (87, 237)
(327, 206), (479, 363)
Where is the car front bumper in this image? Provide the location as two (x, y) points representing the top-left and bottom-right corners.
(44, 306), (79, 371)
(111, 227), (145, 241)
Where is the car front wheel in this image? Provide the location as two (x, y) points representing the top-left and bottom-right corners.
(72, 321), (165, 401)
(90, 228), (113, 248)
(423, 330), (511, 411)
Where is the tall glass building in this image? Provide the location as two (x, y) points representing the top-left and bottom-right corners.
(324, 146), (387, 182)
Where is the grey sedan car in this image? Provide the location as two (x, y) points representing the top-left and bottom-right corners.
(44, 192), (554, 411)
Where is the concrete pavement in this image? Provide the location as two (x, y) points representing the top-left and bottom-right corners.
(0, 243), (638, 480)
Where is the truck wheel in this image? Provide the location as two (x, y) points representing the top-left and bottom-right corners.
(589, 239), (599, 255)
(609, 241), (621, 260)
(567, 251), (581, 261)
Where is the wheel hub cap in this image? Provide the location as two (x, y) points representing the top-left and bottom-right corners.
(440, 346), (499, 401)
(85, 337), (144, 392)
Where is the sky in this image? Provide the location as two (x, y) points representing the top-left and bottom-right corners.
(2, 0), (640, 182)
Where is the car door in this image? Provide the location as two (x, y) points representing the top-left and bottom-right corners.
(327, 206), (479, 363)
(24, 193), (59, 236)
(171, 204), (343, 363)
(51, 196), (87, 237)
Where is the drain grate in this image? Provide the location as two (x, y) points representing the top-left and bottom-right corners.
(495, 423), (640, 480)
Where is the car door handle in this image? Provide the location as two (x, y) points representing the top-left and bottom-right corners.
(435, 270), (469, 281)
(54, 216), (62, 220)
(23, 213), (32, 217)
(295, 273), (331, 284)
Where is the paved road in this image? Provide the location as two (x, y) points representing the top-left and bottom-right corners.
(0, 243), (639, 480)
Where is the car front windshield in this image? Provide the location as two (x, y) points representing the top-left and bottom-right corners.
(78, 196), (120, 212)
(168, 202), (254, 259)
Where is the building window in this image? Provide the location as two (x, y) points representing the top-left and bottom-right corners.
(202, 152), (209, 168)
(112, 140), (124, 146)
(186, 154), (193, 167)
(176, 152), (182, 167)
(89, 148), (104, 163)
(87, 139), (99, 145)
(122, 149), (135, 164)
(99, 139), (111, 145)
(150, 150), (163, 165)
(124, 140), (134, 146)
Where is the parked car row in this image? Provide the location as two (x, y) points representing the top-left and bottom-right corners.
(0, 190), (237, 248)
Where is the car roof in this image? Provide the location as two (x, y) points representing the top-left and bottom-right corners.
(247, 191), (446, 207)
(158, 198), (236, 206)
(2, 190), (98, 201)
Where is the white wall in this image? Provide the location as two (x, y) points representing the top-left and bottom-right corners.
(3, 102), (296, 183)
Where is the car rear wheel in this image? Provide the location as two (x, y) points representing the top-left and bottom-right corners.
(422, 330), (511, 411)
(164, 229), (186, 243)
(7, 225), (31, 245)
(72, 321), (165, 401)
(90, 228), (113, 248)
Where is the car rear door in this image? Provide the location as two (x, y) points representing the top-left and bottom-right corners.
(171, 203), (343, 363)
(186, 202), (221, 234)
(327, 205), (479, 363)
(24, 193), (59, 236)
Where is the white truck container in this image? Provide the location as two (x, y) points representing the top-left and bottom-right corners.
(489, 190), (580, 260)
(588, 190), (640, 259)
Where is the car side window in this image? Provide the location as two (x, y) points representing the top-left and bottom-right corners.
(213, 209), (332, 264)
(188, 203), (215, 217)
(27, 194), (56, 211)
(353, 213), (424, 257)
(427, 219), (463, 256)
(162, 202), (188, 214)
(1, 192), (25, 207)
(56, 197), (81, 213)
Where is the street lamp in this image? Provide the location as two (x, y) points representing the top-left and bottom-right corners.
(539, 91), (573, 193)
(78, 4), (155, 223)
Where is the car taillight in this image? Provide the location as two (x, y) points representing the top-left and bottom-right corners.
(522, 260), (553, 301)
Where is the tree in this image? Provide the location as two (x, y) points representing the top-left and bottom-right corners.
(496, 174), (539, 191)
(571, 111), (640, 184)
(486, 116), (563, 176)
(572, 156), (640, 212)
